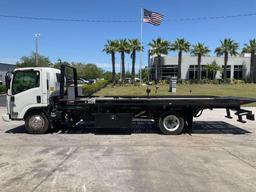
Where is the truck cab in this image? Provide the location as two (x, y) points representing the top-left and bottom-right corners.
(6, 67), (60, 120)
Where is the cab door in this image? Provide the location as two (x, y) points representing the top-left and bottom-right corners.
(10, 69), (43, 119)
(4, 72), (12, 115)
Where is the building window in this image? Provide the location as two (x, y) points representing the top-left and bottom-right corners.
(159, 65), (178, 80)
(188, 65), (198, 80)
(234, 65), (243, 79)
(188, 65), (209, 80)
(150, 66), (160, 81)
(222, 65), (231, 79)
(201, 65), (207, 79)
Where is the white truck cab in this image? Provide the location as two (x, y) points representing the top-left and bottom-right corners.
(6, 67), (60, 121)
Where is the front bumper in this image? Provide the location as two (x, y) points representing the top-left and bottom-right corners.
(2, 114), (11, 122)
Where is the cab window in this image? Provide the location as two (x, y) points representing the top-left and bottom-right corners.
(12, 70), (40, 95)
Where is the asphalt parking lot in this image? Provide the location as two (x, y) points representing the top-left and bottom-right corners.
(0, 94), (6, 106)
(0, 106), (256, 192)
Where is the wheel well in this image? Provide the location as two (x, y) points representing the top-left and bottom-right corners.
(24, 108), (47, 120)
(158, 109), (186, 118)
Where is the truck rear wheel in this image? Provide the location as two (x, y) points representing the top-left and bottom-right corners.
(25, 112), (49, 134)
(159, 112), (185, 135)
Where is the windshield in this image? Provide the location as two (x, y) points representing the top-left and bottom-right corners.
(12, 70), (40, 95)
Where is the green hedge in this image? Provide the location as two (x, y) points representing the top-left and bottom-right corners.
(0, 85), (6, 94)
(82, 80), (108, 96)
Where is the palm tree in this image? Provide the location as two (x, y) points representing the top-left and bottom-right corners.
(190, 43), (211, 81)
(171, 38), (190, 80)
(242, 39), (256, 83)
(128, 39), (143, 84)
(103, 40), (118, 83)
(117, 39), (130, 82)
(148, 38), (170, 82)
(215, 38), (239, 82)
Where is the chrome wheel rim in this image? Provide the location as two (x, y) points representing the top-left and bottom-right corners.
(28, 115), (45, 130)
(163, 115), (180, 131)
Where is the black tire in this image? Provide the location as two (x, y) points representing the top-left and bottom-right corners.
(25, 111), (49, 134)
(158, 112), (185, 135)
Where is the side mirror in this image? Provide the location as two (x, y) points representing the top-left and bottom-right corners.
(5, 72), (11, 90)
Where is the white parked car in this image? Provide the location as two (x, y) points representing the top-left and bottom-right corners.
(134, 77), (140, 82)
(78, 78), (90, 85)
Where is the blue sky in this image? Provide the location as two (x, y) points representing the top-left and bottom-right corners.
(0, 0), (256, 71)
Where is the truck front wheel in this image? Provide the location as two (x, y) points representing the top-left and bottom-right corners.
(159, 112), (185, 135)
(25, 112), (49, 134)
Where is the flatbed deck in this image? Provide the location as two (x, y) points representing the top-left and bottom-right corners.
(58, 95), (256, 109)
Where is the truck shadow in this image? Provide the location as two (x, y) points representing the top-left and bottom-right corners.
(5, 121), (251, 135)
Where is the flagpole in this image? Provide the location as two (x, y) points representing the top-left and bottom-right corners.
(139, 8), (143, 86)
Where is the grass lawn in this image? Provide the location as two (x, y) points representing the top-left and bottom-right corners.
(95, 83), (256, 106)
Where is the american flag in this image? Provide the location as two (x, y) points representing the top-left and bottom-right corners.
(143, 9), (163, 26)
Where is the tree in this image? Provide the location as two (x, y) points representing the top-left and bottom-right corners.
(206, 60), (222, 80)
(215, 38), (239, 82)
(139, 67), (149, 82)
(16, 52), (51, 68)
(171, 38), (190, 80)
(190, 43), (210, 81)
(148, 38), (170, 82)
(125, 71), (131, 78)
(242, 39), (256, 83)
(53, 59), (71, 69)
(102, 71), (112, 82)
(75, 63), (103, 79)
(103, 40), (118, 83)
(128, 39), (143, 84)
(117, 39), (130, 82)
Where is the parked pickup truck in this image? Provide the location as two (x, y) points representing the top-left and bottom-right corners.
(3, 65), (256, 135)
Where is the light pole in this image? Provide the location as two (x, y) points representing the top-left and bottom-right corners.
(35, 33), (40, 66)
(148, 49), (151, 83)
